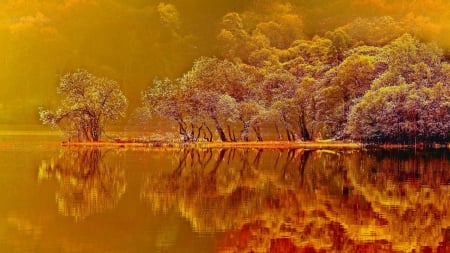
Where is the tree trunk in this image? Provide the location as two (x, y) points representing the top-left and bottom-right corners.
(286, 129), (292, 141)
(290, 131), (297, 141)
(298, 112), (311, 141)
(178, 120), (189, 142)
(253, 126), (263, 141)
(92, 130), (100, 141)
(281, 113), (293, 141)
(213, 118), (228, 142)
(227, 125), (236, 142)
(274, 123), (282, 141)
(190, 123), (196, 141)
(196, 124), (204, 140)
(92, 119), (101, 142)
(80, 122), (90, 141)
(204, 124), (213, 142)
(240, 121), (250, 141)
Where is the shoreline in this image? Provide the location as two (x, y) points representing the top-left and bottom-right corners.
(60, 140), (450, 149)
(62, 140), (361, 149)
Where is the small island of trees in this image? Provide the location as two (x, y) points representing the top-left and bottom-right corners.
(39, 14), (450, 146)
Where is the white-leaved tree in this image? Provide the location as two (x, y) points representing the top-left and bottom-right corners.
(39, 69), (128, 142)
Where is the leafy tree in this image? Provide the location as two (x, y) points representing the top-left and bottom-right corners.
(237, 100), (265, 141)
(337, 16), (407, 47)
(260, 69), (302, 140)
(180, 57), (247, 142)
(141, 78), (192, 141)
(260, 69), (296, 105)
(255, 15), (303, 49)
(216, 95), (239, 141)
(270, 99), (298, 141)
(344, 34), (450, 143)
(188, 89), (229, 141)
(346, 83), (450, 143)
(217, 12), (267, 64)
(325, 28), (351, 61)
(314, 51), (377, 138)
(217, 3), (304, 63)
(294, 77), (317, 140)
(372, 33), (443, 89)
(39, 69), (127, 142)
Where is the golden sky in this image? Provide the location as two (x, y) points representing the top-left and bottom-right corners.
(0, 0), (449, 126)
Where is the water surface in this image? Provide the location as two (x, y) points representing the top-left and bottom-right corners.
(0, 135), (449, 252)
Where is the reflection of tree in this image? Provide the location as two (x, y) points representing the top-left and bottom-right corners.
(141, 148), (265, 232)
(141, 148), (334, 233)
(346, 149), (450, 252)
(39, 148), (126, 221)
(141, 148), (450, 252)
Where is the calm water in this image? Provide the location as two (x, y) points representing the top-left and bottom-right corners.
(0, 135), (449, 252)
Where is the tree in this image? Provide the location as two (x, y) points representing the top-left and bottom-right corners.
(39, 69), (127, 142)
(141, 78), (193, 141)
(217, 12), (266, 64)
(294, 77), (317, 140)
(346, 82), (450, 143)
(260, 69), (300, 140)
(237, 100), (265, 141)
(336, 16), (406, 47)
(314, 51), (377, 138)
(372, 33), (443, 89)
(216, 94), (239, 141)
(217, 4), (304, 64)
(179, 57), (247, 142)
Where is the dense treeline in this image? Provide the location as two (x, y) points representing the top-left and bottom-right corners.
(39, 8), (450, 143)
(140, 12), (450, 144)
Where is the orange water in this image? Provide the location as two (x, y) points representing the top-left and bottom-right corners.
(0, 133), (449, 252)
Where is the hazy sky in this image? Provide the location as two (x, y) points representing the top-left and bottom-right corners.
(1, 0), (449, 126)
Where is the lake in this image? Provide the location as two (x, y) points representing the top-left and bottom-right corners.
(0, 134), (449, 252)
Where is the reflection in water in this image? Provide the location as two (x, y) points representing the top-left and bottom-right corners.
(39, 148), (126, 221)
(347, 149), (450, 252)
(141, 148), (450, 252)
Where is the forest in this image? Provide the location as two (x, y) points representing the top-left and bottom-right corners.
(40, 8), (450, 144)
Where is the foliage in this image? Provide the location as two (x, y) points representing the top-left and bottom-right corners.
(346, 83), (450, 143)
(138, 13), (450, 143)
(39, 69), (127, 142)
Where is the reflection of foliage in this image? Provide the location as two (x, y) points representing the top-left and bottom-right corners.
(39, 148), (126, 221)
(142, 149), (332, 233)
(141, 148), (450, 252)
(346, 149), (450, 252)
(141, 149), (266, 232)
